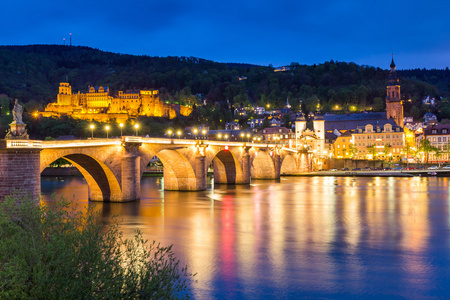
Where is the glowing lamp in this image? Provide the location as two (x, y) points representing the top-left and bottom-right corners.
(224, 145), (229, 151)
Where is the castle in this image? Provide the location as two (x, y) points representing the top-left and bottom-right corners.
(42, 83), (193, 122)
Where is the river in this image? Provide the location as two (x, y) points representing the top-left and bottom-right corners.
(41, 175), (450, 299)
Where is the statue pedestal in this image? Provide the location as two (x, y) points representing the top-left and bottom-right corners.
(6, 122), (29, 140)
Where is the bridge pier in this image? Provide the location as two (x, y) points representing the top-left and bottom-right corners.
(0, 140), (42, 202)
(121, 143), (141, 201)
(240, 147), (251, 184)
(273, 152), (281, 179)
(194, 154), (207, 190)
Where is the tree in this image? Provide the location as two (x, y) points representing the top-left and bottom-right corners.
(348, 143), (358, 158)
(383, 143), (392, 159)
(0, 96), (10, 116)
(366, 144), (378, 159)
(373, 97), (384, 111)
(419, 138), (437, 164)
(0, 193), (194, 299)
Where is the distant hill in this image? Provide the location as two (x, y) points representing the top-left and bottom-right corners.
(0, 44), (449, 119)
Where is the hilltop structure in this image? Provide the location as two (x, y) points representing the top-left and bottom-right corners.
(43, 83), (192, 122)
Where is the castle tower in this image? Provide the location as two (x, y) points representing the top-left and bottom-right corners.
(57, 82), (72, 105)
(386, 56), (404, 127)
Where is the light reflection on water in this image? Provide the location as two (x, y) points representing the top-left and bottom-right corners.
(41, 176), (450, 299)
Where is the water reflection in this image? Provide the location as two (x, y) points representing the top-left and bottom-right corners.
(41, 176), (450, 298)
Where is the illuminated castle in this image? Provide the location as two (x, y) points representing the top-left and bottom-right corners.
(43, 83), (192, 122)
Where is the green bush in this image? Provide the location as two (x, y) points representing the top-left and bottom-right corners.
(0, 193), (194, 299)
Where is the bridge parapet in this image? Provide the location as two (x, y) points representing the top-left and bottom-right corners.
(5, 139), (42, 149)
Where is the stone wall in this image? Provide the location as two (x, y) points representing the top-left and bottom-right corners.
(330, 158), (383, 170)
(0, 140), (41, 202)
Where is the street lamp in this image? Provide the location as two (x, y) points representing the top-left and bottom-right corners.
(134, 124), (139, 136)
(105, 125), (110, 138)
(167, 130), (173, 137)
(240, 132), (245, 140)
(177, 130), (182, 139)
(218, 133), (222, 140)
(193, 128), (198, 139)
(224, 134), (229, 141)
(119, 123), (123, 137)
(202, 129), (206, 140)
(246, 133), (251, 142)
(90, 124), (94, 139)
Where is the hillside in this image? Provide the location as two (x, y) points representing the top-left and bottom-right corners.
(0, 44), (449, 122)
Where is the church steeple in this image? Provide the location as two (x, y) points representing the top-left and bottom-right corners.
(390, 55), (396, 70)
(388, 54), (399, 86)
(385, 55), (403, 127)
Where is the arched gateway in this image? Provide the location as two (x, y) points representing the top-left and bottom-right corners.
(0, 137), (310, 202)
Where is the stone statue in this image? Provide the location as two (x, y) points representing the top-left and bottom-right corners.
(12, 99), (24, 124)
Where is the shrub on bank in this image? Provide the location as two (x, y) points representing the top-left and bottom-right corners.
(0, 193), (194, 299)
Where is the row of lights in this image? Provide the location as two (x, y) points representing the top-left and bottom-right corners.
(167, 129), (182, 139)
(89, 123), (140, 138)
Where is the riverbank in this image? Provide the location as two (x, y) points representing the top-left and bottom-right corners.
(291, 169), (450, 177)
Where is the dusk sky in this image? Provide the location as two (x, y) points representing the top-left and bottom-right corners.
(1, 0), (449, 70)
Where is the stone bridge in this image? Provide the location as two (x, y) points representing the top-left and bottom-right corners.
(0, 137), (311, 202)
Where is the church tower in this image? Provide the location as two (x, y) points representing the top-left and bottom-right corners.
(386, 56), (404, 127)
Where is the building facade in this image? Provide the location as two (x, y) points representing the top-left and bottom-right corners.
(44, 82), (192, 122)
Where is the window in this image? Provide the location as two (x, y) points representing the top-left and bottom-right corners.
(444, 137), (447, 142)
(443, 129), (448, 134)
(432, 130), (437, 134)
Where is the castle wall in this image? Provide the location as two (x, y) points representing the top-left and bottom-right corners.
(45, 83), (192, 121)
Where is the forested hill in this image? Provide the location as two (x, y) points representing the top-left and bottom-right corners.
(0, 44), (449, 119)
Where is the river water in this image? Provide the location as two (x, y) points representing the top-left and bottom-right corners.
(41, 176), (450, 299)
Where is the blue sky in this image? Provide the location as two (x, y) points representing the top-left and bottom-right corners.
(1, 0), (449, 69)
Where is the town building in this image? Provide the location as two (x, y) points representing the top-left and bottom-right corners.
(417, 124), (450, 162)
(352, 120), (404, 160)
(247, 118), (264, 128)
(225, 121), (242, 130)
(295, 57), (406, 161)
(254, 127), (295, 146)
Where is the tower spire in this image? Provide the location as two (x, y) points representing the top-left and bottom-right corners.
(390, 52), (396, 70)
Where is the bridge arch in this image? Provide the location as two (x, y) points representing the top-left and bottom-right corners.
(251, 150), (277, 179)
(280, 153), (297, 175)
(139, 147), (201, 191)
(41, 149), (123, 202)
(212, 149), (245, 184)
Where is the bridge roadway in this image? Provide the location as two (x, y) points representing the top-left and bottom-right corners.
(0, 137), (311, 202)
